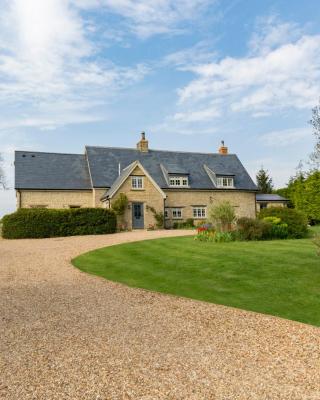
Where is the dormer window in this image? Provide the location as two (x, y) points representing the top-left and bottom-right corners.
(217, 177), (234, 188)
(169, 176), (189, 187)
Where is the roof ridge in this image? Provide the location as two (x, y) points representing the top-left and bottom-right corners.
(15, 150), (83, 156)
(85, 145), (236, 156)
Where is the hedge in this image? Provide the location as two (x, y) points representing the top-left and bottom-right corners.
(258, 207), (308, 239)
(2, 208), (117, 239)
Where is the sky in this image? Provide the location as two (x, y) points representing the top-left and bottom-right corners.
(1, 0), (320, 217)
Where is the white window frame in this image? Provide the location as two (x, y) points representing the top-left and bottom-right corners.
(169, 176), (189, 187)
(217, 177), (234, 188)
(193, 207), (207, 219)
(131, 176), (144, 190)
(164, 208), (170, 219)
(172, 208), (183, 219)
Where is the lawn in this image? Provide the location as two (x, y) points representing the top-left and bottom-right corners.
(72, 232), (320, 326)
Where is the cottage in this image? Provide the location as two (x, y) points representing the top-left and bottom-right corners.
(15, 133), (258, 229)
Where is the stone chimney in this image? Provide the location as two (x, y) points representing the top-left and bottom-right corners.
(218, 140), (228, 155)
(137, 131), (149, 152)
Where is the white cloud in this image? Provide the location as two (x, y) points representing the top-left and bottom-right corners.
(176, 27), (320, 117)
(260, 127), (311, 147)
(75, 0), (212, 38)
(0, 0), (149, 131)
(248, 15), (303, 55)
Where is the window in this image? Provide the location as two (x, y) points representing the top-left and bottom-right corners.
(172, 208), (182, 219)
(69, 205), (81, 209)
(217, 177), (234, 188)
(132, 176), (144, 189)
(169, 176), (189, 187)
(164, 209), (169, 219)
(30, 205), (47, 209)
(193, 207), (206, 218)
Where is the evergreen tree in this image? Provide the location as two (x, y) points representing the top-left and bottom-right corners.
(256, 167), (274, 193)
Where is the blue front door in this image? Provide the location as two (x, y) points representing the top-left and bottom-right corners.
(132, 202), (144, 229)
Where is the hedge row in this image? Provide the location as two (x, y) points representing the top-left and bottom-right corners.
(2, 208), (117, 239)
(258, 207), (308, 238)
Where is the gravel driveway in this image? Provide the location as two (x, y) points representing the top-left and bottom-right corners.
(1, 230), (319, 400)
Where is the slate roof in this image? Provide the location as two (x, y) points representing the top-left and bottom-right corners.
(15, 151), (92, 190)
(85, 146), (257, 190)
(15, 146), (258, 191)
(256, 194), (289, 202)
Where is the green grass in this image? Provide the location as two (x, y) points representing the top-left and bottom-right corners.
(72, 233), (320, 326)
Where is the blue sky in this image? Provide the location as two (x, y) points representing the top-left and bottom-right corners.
(1, 0), (320, 216)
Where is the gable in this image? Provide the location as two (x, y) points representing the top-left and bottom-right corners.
(103, 161), (166, 200)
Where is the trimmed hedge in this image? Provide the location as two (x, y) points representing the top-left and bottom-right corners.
(2, 208), (117, 239)
(258, 207), (308, 239)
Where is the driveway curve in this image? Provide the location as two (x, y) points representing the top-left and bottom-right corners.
(1, 230), (319, 400)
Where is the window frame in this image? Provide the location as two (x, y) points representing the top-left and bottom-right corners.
(192, 207), (207, 219)
(131, 175), (144, 190)
(171, 208), (183, 219)
(217, 176), (234, 188)
(169, 176), (189, 187)
(164, 208), (170, 219)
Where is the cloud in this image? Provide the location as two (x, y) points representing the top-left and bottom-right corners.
(0, 0), (149, 131)
(178, 33), (320, 114)
(75, 0), (213, 38)
(260, 127), (311, 147)
(248, 15), (303, 55)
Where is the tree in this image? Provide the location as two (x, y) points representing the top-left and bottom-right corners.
(0, 153), (7, 190)
(256, 167), (273, 193)
(310, 99), (320, 169)
(208, 201), (236, 232)
(111, 193), (128, 229)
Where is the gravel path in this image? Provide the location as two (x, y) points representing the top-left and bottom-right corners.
(1, 230), (319, 400)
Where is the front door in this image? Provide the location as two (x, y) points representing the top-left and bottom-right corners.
(132, 202), (144, 229)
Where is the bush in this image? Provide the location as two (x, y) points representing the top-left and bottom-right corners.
(262, 216), (288, 239)
(172, 219), (194, 229)
(2, 208), (117, 239)
(213, 231), (235, 242)
(146, 205), (164, 229)
(258, 207), (308, 238)
(236, 217), (271, 241)
(194, 229), (215, 242)
(208, 201), (235, 232)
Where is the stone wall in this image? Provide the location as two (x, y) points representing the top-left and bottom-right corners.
(110, 166), (164, 229)
(164, 190), (256, 227)
(18, 190), (93, 209)
(256, 202), (286, 212)
(93, 188), (107, 208)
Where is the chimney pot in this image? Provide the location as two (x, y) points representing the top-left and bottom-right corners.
(218, 140), (228, 155)
(137, 131), (149, 152)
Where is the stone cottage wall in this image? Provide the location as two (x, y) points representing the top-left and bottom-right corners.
(110, 166), (164, 229)
(164, 190), (256, 227)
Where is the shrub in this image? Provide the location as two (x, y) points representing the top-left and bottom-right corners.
(146, 205), (164, 229)
(236, 217), (271, 241)
(2, 208), (117, 239)
(262, 216), (289, 239)
(112, 193), (128, 217)
(194, 229), (215, 242)
(208, 201), (235, 232)
(195, 219), (207, 227)
(213, 231), (234, 243)
(258, 207), (308, 238)
(172, 219), (194, 229)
